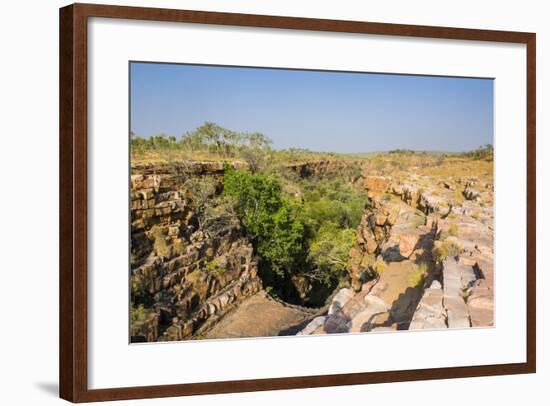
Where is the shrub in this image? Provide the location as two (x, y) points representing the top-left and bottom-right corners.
(130, 274), (147, 300)
(432, 240), (462, 262)
(172, 240), (186, 256)
(240, 146), (270, 173)
(205, 258), (226, 276)
(439, 222), (459, 239)
(149, 225), (170, 258)
(182, 177), (217, 227)
(201, 196), (240, 238)
(389, 149), (415, 156)
(265, 286), (279, 299)
(408, 262), (428, 288)
(464, 144), (494, 161)
(186, 269), (202, 285)
(372, 257), (387, 275)
(130, 304), (153, 323)
(411, 214), (426, 228)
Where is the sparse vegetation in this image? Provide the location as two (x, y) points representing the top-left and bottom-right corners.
(149, 225), (170, 258)
(205, 258), (226, 276)
(130, 275), (147, 300)
(131, 122), (273, 162)
(186, 269), (203, 285)
(464, 144), (494, 161)
(432, 239), (463, 262)
(372, 257), (387, 275)
(440, 222), (459, 239)
(173, 240), (186, 256)
(411, 214), (426, 228)
(408, 262), (429, 288)
(130, 304), (153, 323)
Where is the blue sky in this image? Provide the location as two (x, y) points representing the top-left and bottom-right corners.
(130, 62), (493, 153)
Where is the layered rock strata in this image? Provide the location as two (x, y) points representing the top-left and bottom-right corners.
(301, 170), (494, 334)
(130, 161), (261, 342)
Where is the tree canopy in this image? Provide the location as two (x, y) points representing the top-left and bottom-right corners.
(131, 122), (273, 159)
(223, 166), (304, 278)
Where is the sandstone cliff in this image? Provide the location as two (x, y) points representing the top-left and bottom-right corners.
(130, 161), (261, 342)
(299, 171), (494, 335)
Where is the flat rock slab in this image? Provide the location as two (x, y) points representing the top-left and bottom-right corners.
(329, 288), (355, 315)
(467, 296), (494, 327)
(297, 316), (327, 335)
(444, 295), (471, 329)
(202, 292), (317, 339)
(409, 287), (446, 330)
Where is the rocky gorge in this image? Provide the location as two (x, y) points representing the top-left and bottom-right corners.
(299, 164), (494, 335)
(130, 156), (494, 342)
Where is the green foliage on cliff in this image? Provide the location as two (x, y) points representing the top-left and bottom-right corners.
(295, 178), (367, 284)
(223, 164), (368, 293)
(299, 178), (366, 231)
(307, 225), (356, 284)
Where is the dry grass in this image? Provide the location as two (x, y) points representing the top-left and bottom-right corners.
(432, 239), (463, 262)
(362, 154), (493, 184)
(149, 225), (171, 258)
(440, 222), (459, 240)
(373, 257), (387, 275)
(408, 262), (428, 288)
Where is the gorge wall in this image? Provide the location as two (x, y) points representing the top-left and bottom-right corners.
(129, 158), (494, 341)
(130, 161), (262, 342)
(299, 170), (494, 334)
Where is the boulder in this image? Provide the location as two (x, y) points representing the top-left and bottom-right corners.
(328, 288), (355, 315)
(297, 316), (327, 335)
(444, 296), (471, 329)
(398, 233), (420, 258)
(364, 176), (391, 194)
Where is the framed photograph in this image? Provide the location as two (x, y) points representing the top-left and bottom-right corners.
(59, 3), (536, 402)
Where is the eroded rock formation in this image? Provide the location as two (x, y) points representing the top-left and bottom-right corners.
(299, 169), (494, 335)
(130, 158), (494, 340)
(130, 161), (261, 342)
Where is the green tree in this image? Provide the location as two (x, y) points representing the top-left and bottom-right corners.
(307, 225), (356, 284)
(223, 166), (304, 277)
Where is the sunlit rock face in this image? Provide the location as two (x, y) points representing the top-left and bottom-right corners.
(299, 161), (494, 335)
(130, 155), (495, 341)
(130, 161), (261, 342)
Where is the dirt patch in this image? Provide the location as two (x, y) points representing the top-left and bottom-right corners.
(201, 292), (318, 339)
